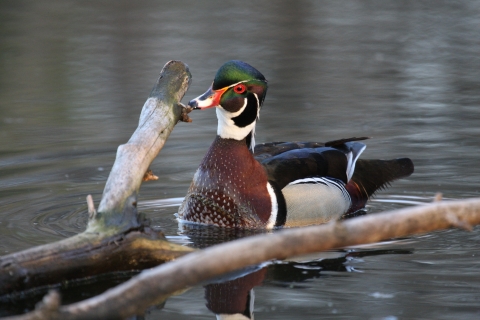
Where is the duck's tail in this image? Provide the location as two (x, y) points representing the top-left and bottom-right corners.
(346, 158), (414, 213)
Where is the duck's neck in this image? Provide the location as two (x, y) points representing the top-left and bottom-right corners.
(216, 108), (256, 151)
(202, 136), (253, 169)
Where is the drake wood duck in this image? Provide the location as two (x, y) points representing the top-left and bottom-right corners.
(178, 61), (413, 229)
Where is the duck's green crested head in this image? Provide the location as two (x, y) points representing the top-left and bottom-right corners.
(188, 60), (268, 151)
(212, 60), (266, 90)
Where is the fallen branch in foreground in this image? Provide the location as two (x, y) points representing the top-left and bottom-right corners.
(6, 197), (480, 320)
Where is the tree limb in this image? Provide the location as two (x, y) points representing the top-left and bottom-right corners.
(0, 61), (194, 296)
(5, 197), (480, 320)
(91, 60), (192, 233)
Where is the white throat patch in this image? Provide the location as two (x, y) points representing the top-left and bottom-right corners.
(216, 97), (257, 150)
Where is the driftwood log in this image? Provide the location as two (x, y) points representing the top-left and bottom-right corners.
(0, 61), (194, 296)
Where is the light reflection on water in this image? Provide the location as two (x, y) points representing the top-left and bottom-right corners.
(1, 0), (480, 319)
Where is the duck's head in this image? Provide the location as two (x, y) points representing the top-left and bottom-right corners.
(188, 60), (268, 151)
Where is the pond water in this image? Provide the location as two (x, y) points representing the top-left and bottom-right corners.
(1, 1), (480, 319)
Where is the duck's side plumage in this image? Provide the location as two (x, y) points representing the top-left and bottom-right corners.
(254, 139), (414, 226)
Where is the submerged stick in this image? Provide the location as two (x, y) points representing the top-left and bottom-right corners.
(86, 195), (96, 219)
(7, 198), (480, 320)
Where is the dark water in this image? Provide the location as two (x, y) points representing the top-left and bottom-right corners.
(1, 1), (480, 318)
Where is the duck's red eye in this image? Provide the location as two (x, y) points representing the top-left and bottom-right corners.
(233, 84), (246, 94)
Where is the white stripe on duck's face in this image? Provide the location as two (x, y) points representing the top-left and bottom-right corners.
(216, 94), (259, 148)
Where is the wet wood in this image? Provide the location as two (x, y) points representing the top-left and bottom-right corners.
(6, 197), (480, 320)
(0, 229), (193, 295)
(179, 102), (194, 123)
(0, 61), (193, 296)
(142, 169), (159, 181)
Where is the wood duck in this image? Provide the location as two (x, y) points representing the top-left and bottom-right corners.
(178, 60), (414, 229)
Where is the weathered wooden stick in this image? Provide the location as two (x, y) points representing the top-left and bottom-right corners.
(0, 231), (193, 296)
(0, 61), (193, 296)
(91, 60), (192, 233)
(6, 198), (480, 320)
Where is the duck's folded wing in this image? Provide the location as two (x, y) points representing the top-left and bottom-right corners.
(258, 147), (350, 190)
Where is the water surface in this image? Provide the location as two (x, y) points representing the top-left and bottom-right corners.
(1, 1), (480, 319)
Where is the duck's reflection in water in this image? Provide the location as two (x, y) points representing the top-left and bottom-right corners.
(205, 266), (266, 319)
(202, 248), (412, 319)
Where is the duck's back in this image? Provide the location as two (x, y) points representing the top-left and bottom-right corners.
(255, 138), (414, 226)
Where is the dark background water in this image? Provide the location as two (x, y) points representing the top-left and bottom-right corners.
(1, 1), (480, 319)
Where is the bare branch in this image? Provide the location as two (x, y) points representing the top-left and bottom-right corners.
(90, 60), (192, 233)
(6, 198), (479, 320)
(0, 61), (193, 296)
